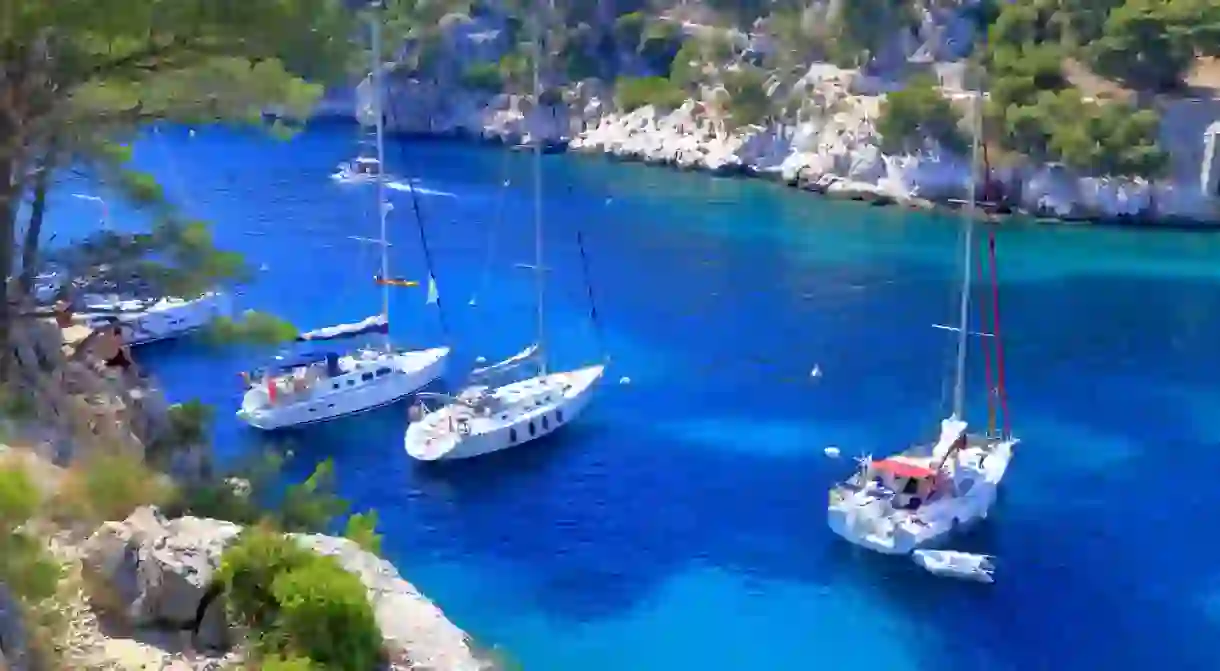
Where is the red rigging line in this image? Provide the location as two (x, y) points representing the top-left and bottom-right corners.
(987, 226), (1011, 436)
(975, 227), (996, 436)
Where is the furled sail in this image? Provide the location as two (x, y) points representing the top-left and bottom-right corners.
(296, 314), (388, 342)
(470, 344), (539, 379)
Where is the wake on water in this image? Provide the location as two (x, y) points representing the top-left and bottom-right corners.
(386, 179), (457, 198)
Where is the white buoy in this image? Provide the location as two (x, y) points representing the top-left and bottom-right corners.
(619, 376), (631, 385)
(188, 129), (196, 137)
(475, 356), (487, 364)
(810, 365), (822, 378)
(468, 298), (478, 307)
(824, 446), (841, 458)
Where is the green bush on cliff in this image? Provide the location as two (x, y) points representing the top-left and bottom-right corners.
(343, 510), (383, 555)
(259, 654), (321, 671)
(461, 62), (504, 92)
(218, 526), (383, 671)
(0, 461), (66, 667)
(877, 75), (967, 154)
(272, 554), (383, 671)
(615, 76), (687, 112)
(721, 67), (774, 128)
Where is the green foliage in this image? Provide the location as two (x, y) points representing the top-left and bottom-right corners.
(52, 450), (176, 526)
(343, 511), (383, 556)
(877, 75), (966, 154)
(218, 526), (383, 671)
(202, 310), (300, 348)
(277, 460), (350, 534)
(166, 400), (214, 446)
(980, 0), (1170, 177)
(827, 0), (916, 68)
(0, 461), (40, 532)
(638, 20), (685, 75)
(497, 50), (534, 93)
(1086, 0), (1219, 90)
(218, 525), (315, 635)
(559, 27), (602, 82)
(272, 554), (383, 671)
(614, 12), (649, 52)
(615, 76), (688, 112)
(721, 67), (773, 128)
(766, 8), (830, 68)
(668, 41), (706, 90)
(0, 462), (62, 605)
(260, 654), (322, 671)
(461, 62), (505, 92)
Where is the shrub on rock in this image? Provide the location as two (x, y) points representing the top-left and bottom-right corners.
(218, 526), (383, 670)
(271, 553), (382, 671)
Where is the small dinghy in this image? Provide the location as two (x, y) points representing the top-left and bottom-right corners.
(911, 549), (995, 583)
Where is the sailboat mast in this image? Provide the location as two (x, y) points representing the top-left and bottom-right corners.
(371, 2), (391, 350)
(531, 0), (547, 375)
(951, 77), (982, 420)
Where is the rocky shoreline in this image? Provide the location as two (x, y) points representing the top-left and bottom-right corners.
(313, 78), (1220, 229)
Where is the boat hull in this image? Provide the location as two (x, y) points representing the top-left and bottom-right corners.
(405, 365), (604, 461)
(81, 291), (232, 347)
(237, 347), (449, 430)
(827, 436), (1017, 555)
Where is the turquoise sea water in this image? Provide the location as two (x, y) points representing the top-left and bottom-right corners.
(47, 123), (1220, 670)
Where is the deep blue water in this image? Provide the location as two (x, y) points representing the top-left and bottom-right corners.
(46, 123), (1220, 670)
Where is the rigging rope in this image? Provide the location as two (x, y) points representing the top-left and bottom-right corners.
(575, 228), (606, 363)
(975, 225), (996, 436)
(389, 94), (450, 340)
(469, 150), (512, 308)
(987, 225), (1011, 437)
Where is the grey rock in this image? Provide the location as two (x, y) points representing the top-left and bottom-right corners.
(79, 507), (487, 670)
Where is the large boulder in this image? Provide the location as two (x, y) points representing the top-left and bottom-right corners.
(78, 507), (486, 669)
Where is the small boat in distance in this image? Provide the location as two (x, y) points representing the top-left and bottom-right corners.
(80, 291), (232, 346)
(331, 156), (382, 184)
(912, 549), (996, 583)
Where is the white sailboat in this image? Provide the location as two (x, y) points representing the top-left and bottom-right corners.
(237, 5), (450, 431)
(826, 83), (1019, 555)
(46, 195), (233, 345)
(404, 5), (605, 462)
(79, 292), (233, 346)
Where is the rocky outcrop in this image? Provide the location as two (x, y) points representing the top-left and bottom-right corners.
(10, 318), (173, 467)
(321, 2), (1220, 224)
(78, 507), (485, 670)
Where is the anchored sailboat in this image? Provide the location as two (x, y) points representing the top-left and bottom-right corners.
(404, 2), (605, 461)
(826, 80), (1019, 555)
(237, 3), (449, 431)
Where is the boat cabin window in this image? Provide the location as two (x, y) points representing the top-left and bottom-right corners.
(901, 478), (920, 495)
(556, 410), (564, 423)
(376, 368), (391, 377)
(528, 422), (536, 437)
(542, 416), (550, 430)
(361, 372), (374, 382)
(509, 428), (517, 443)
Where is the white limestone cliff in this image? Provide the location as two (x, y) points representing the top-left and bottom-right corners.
(316, 1), (1220, 224)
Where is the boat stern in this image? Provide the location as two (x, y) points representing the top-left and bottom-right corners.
(404, 413), (462, 461)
